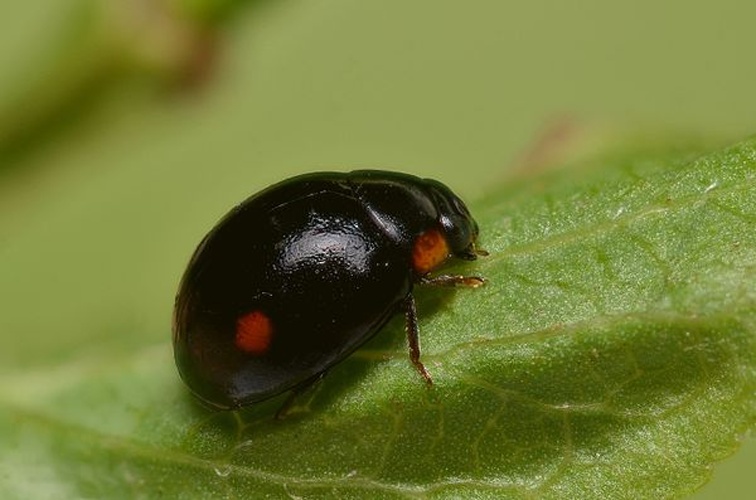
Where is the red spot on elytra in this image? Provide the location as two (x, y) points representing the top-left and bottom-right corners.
(236, 310), (273, 355)
(412, 228), (450, 275)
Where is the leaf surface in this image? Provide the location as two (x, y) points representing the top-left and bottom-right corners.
(1, 138), (754, 498)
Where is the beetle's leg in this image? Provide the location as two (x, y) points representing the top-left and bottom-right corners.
(275, 372), (327, 420)
(419, 275), (486, 288)
(403, 294), (433, 386)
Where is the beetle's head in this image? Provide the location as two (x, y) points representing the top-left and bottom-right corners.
(424, 179), (481, 260)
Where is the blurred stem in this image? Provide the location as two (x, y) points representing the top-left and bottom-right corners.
(170, 0), (249, 24)
(0, 0), (251, 164)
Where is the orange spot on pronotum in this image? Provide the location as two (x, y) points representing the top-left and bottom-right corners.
(235, 310), (273, 355)
(412, 228), (450, 275)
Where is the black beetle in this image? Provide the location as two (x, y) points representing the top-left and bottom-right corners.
(173, 170), (485, 412)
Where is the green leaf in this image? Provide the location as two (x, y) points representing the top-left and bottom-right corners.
(1, 137), (754, 498)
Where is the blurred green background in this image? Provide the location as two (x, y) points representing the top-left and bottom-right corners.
(0, 0), (754, 497)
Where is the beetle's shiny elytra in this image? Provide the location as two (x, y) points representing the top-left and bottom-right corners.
(172, 170), (485, 411)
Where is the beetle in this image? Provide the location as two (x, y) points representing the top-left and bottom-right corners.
(172, 170), (485, 412)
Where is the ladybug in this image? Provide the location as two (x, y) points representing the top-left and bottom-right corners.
(172, 170), (485, 412)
